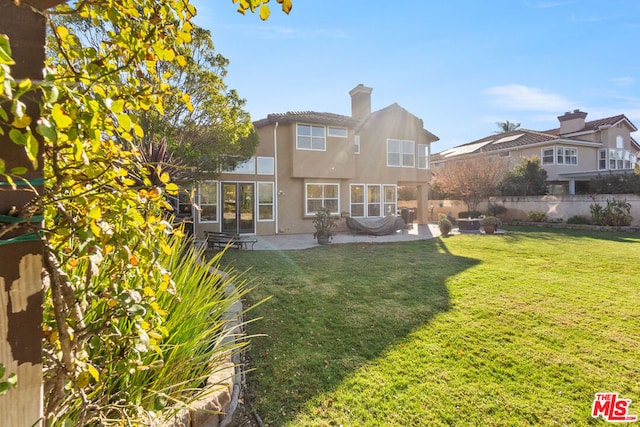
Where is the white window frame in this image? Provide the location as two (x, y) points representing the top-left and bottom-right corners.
(387, 139), (415, 167)
(383, 185), (397, 216)
(598, 149), (607, 170)
(328, 126), (348, 138)
(223, 156), (255, 174)
(296, 124), (326, 151)
(542, 148), (554, 165)
(354, 135), (361, 154)
(257, 156), (275, 175)
(257, 182), (274, 222)
(554, 146), (577, 166)
(305, 183), (340, 216)
(418, 143), (429, 169)
(198, 181), (218, 223)
(350, 184), (365, 217)
(350, 184), (397, 218)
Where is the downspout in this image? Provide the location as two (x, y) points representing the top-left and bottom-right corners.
(274, 121), (279, 234)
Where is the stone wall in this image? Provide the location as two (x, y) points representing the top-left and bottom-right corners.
(429, 194), (640, 226)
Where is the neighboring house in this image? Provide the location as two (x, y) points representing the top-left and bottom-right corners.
(190, 84), (439, 237)
(432, 110), (639, 195)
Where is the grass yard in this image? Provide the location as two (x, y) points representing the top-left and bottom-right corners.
(219, 228), (640, 426)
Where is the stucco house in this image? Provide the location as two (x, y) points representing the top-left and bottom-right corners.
(188, 84), (439, 237)
(432, 110), (639, 195)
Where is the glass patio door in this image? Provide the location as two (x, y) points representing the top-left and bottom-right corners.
(222, 182), (255, 234)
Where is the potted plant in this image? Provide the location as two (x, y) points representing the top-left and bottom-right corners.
(313, 207), (338, 244)
(438, 213), (452, 237)
(480, 216), (501, 234)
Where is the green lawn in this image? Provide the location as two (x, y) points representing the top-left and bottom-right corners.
(219, 229), (640, 426)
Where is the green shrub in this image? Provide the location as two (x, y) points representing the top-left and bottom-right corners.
(438, 213), (453, 235)
(590, 198), (633, 226)
(458, 211), (482, 219)
(527, 211), (548, 222)
(567, 215), (592, 225)
(486, 203), (507, 217)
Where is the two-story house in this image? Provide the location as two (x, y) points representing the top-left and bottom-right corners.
(190, 84), (439, 237)
(432, 110), (639, 195)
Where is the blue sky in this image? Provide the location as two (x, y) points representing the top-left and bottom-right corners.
(192, 0), (640, 152)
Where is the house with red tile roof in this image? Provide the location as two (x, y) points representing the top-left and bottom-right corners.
(432, 110), (639, 195)
(190, 85), (439, 237)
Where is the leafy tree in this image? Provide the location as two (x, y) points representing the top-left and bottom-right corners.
(495, 120), (521, 133)
(501, 156), (548, 196)
(1, 0), (292, 423)
(431, 154), (509, 212)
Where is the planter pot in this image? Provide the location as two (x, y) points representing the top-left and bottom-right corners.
(457, 218), (481, 232)
(316, 234), (331, 245)
(483, 224), (497, 234)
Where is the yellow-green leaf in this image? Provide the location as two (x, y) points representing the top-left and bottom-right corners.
(165, 182), (179, 195)
(259, 4), (270, 20)
(87, 364), (99, 382)
(52, 104), (73, 129)
(88, 206), (101, 220)
(118, 113), (132, 131)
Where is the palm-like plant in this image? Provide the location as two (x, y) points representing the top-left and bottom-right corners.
(495, 120), (521, 133)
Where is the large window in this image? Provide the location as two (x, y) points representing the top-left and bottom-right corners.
(387, 139), (415, 167)
(198, 181), (218, 222)
(418, 143), (429, 169)
(556, 147), (577, 165)
(306, 183), (339, 215)
(350, 184), (397, 217)
(257, 182), (274, 221)
(297, 124), (326, 151)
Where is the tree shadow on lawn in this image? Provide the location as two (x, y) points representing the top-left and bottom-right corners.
(237, 238), (479, 426)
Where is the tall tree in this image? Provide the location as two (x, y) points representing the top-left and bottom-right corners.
(495, 120), (521, 133)
(431, 154), (509, 212)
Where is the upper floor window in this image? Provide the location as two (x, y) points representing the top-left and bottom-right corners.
(616, 135), (624, 149)
(556, 147), (577, 165)
(387, 139), (415, 167)
(354, 135), (361, 154)
(327, 127), (348, 138)
(542, 148), (554, 165)
(598, 149), (607, 170)
(418, 144), (429, 169)
(297, 124), (326, 151)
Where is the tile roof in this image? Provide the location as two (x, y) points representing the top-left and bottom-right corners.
(434, 113), (637, 161)
(542, 114), (637, 135)
(254, 111), (357, 128)
(432, 129), (558, 161)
